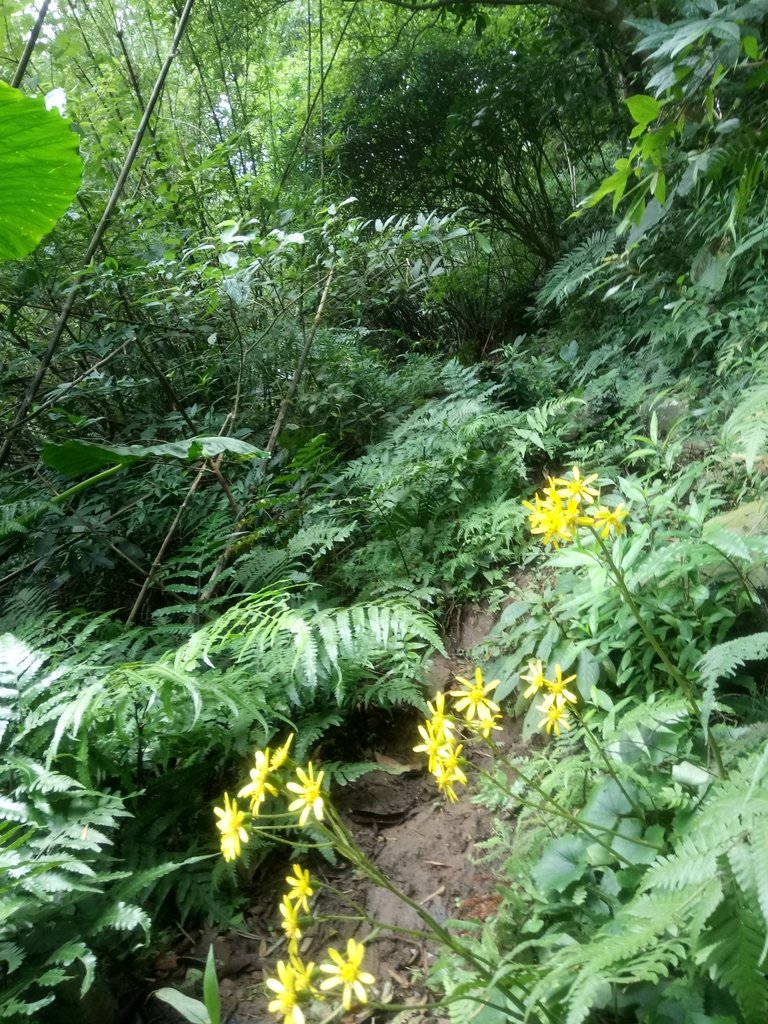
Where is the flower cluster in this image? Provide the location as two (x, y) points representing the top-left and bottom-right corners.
(520, 660), (578, 737)
(212, 734), (324, 864)
(265, 865), (375, 1024)
(522, 467), (628, 548)
(214, 747), (376, 1024)
(414, 668), (502, 802)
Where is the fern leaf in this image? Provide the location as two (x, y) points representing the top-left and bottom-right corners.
(696, 632), (768, 737)
(45, 941), (96, 996)
(564, 972), (609, 1024)
(322, 760), (379, 785)
(0, 942), (23, 975)
(537, 231), (615, 308)
(750, 819), (768, 963)
(92, 900), (150, 937)
(723, 384), (768, 472)
(697, 863), (768, 1024)
(641, 833), (721, 892)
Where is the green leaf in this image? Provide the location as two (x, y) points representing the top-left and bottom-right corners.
(626, 94), (662, 127)
(743, 35), (759, 60)
(532, 836), (589, 893)
(154, 989), (211, 1023)
(697, 632), (768, 736)
(611, 818), (659, 866)
(671, 760), (713, 789)
(476, 232), (492, 254)
(203, 946), (221, 1024)
(0, 941), (23, 975)
(583, 158), (633, 211)
(42, 436), (268, 476)
(580, 778), (632, 831)
(0, 82), (83, 260)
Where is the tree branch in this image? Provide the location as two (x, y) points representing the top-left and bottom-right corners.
(11, 0), (51, 88)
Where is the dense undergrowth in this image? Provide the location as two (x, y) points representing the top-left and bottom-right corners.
(3, 0), (768, 1020)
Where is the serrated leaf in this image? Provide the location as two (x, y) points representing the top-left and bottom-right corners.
(0, 941), (23, 974)
(697, 633), (768, 736)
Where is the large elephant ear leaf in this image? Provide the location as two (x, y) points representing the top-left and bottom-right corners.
(0, 81), (83, 260)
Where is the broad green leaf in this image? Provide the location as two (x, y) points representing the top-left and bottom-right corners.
(580, 778), (633, 830)
(532, 836), (588, 893)
(476, 232), (492, 254)
(611, 818), (660, 866)
(672, 760), (713, 788)
(0, 82), (82, 260)
(626, 94), (662, 127)
(154, 989), (211, 1023)
(42, 437), (268, 476)
(743, 35), (759, 60)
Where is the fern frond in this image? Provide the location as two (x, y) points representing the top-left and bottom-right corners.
(640, 832), (723, 893)
(723, 383), (768, 473)
(178, 588), (442, 702)
(293, 711), (344, 760)
(696, 632), (768, 737)
(697, 862), (768, 1024)
(321, 760), (378, 785)
(438, 359), (489, 398)
(90, 900), (151, 938)
(537, 231), (615, 308)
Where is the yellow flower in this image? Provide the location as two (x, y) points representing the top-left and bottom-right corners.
(546, 665), (578, 705)
(525, 492), (574, 547)
(433, 742), (467, 803)
(287, 936), (300, 961)
(413, 718), (451, 773)
(468, 713), (503, 740)
(213, 792), (248, 862)
(449, 667), (501, 723)
(565, 496), (596, 531)
(285, 864), (314, 913)
(425, 691), (456, 737)
(520, 659), (548, 700)
(319, 938), (375, 1010)
(238, 748), (279, 812)
(270, 733), (295, 771)
(523, 492), (566, 547)
(287, 763), (325, 827)
(537, 694), (572, 737)
(554, 467), (599, 504)
(279, 894), (302, 943)
(266, 960), (305, 1024)
(592, 503), (628, 539)
(523, 486), (595, 547)
(289, 955), (317, 995)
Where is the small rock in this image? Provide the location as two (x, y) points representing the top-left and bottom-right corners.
(641, 396), (689, 437)
(704, 500), (768, 590)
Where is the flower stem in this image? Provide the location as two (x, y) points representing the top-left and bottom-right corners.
(572, 709), (645, 819)
(475, 757), (662, 861)
(321, 806), (562, 1024)
(592, 530), (725, 779)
